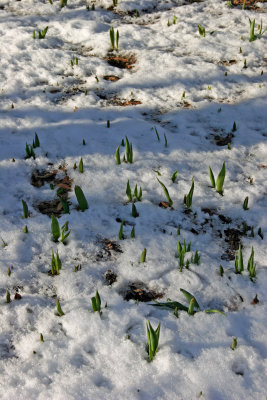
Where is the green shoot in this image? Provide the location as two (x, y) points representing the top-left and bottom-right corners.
(259, 19), (267, 35)
(116, 29), (119, 51)
(235, 243), (243, 274)
(82, 139), (86, 145)
(25, 143), (35, 159)
(112, 0), (118, 7)
(164, 133), (168, 147)
(131, 226), (135, 238)
(51, 214), (60, 242)
(247, 247), (256, 278)
(60, 0), (68, 7)
(219, 265), (224, 277)
(91, 290), (101, 313)
(192, 250), (200, 265)
(126, 180), (132, 202)
(243, 196), (249, 210)
(38, 26), (49, 39)
(125, 136), (133, 163)
(198, 24), (205, 37)
(33, 133), (40, 148)
(51, 249), (61, 275)
(184, 178), (194, 209)
(40, 333), (44, 342)
(188, 298), (195, 315)
(74, 185), (88, 211)
(70, 55), (78, 67)
(56, 299), (64, 316)
(180, 288), (200, 310)
(107, 120), (110, 128)
(140, 248), (147, 263)
(116, 144), (121, 165)
(249, 18), (257, 42)
(22, 200), (29, 218)
(157, 178), (173, 207)
(6, 290), (11, 303)
(118, 219), (125, 240)
(173, 15), (177, 24)
(1, 237), (7, 248)
(232, 121), (237, 132)
(24, 225), (28, 233)
(216, 162), (226, 194)
(208, 167), (215, 188)
(258, 227), (263, 239)
(146, 321), (160, 361)
(177, 241), (185, 271)
(131, 203), (138, 218)
(60, 221), (71, 243)
(133, 184), (142, 201)
(8, 267), (11, 276)
(231, 337), (237, 350)
(110, 27), (115, 50)
(171, 170), (178, 183)
(154, 127), (160, 142)
(79, 157), (84, 173)
(58, 196), (69, 214)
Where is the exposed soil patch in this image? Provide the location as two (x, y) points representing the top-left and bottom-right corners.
(208, 132), (234, 146)
(96, 238), (123, 261)
(112, 97), (142, 106)
(219, 60), (237, 66)
(230, 0), (266, 11)
(105, 270), (117, 285)
(32, 167), (72, 217)
(222, 228), (243, 260)
(122, 282), (163, 302)
(103, 75), (120, 82)
(31, 169), (57, 188)
(105, 54), (136, 69)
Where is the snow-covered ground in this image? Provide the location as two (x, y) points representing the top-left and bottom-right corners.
(0, 0), (267, 398)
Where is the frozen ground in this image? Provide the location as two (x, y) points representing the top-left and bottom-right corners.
(0, 0), (267, 399)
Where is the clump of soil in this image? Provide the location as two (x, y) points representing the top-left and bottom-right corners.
(105, 54), (136, 69)
(105, 270), (117, 285)
(96, 238), (123, 261)
(221, 228), (243, 260)
(230, 0), (266, 11)
(103, 75), (120, 81)
(112, 97), (142, 106)
(32, 166), (72, 217)
(122, 282), (163, 302)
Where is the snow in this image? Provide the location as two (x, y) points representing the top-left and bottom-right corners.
(0, 0), (267, 398)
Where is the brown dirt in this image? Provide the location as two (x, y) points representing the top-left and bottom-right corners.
(122, 282), (163, 302)
(105, 54), (136, 69)
(231, 0), (266, 10)
(103, 75), (121, 81)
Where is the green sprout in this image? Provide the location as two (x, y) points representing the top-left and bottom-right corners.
(151, 288), (225, 316)
(209, 162), (226, 195)
(131, 226), (135, 238)
(60, 0), (68, 7)
(154, 127), (160, 142)
(25, 143), (35, 159)
(198, 24), (205, 37)
(133, 184), (142, 201)
(157, 178), (173, 207)
(247, 247), (256, 278)
(7, 267), (11, 276)
(131, 203), (138, 218)
(173, 15), (177, 24)
(33, 26), (49, 39)
(191, 250), (200, 265)
(258, 227), (263, 239)
(79, 157), (84, 173)
(74, 185), (88, 211)
(171, 170), (178, 183)
(164, 133), (168, 147)
(116, 144), (121, 165)
(6, 290), (11, 303)
(125, 136), (133, 163)
(243, 196), (249, 210)
(140, 248), (147, 263)
(231, 337), (237, 350)
(33, 133), (40, 148)
(22, 200), (29, 218)
(126, 180), (132, 202)
(51, 214), (60, 241)
(219, 265), (224, 277)
(184, 178), (194, 209)
(118, 219), (125, 240)
(40, 333), (44, 342)
(110, 27), (119, 51)
(235, 243), (244, 274)
(146, 321), (160, 361)
(50, 249), (61, 275)
(24, 225), (28, 233)
(91, 290), (101, 313)
(56, 299), (64, 316)
(107, 120), (110, 128)
(249, 18), (257, 42)
(70, 55), (78, 67)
